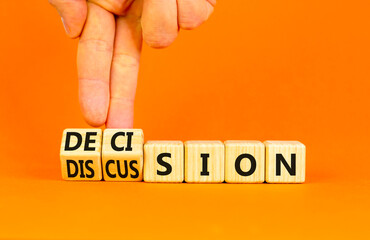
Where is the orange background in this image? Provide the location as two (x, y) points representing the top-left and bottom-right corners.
(1, 0), (370, 239)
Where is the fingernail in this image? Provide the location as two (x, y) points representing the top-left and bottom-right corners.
(61, 17), (70, 35)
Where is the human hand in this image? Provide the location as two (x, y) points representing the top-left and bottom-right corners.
(49, 0), (216, 128)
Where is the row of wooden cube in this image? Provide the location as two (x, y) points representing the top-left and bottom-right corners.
(60, 129), (306, 183)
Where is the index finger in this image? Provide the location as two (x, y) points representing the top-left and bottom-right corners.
(77, 2), (115, 127)
(106, 0), (143, 128)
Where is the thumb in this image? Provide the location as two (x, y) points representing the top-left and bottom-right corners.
(49, 0), (87, 38)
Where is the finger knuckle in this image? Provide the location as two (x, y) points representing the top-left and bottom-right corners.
(179, 15), (204, 30)
(112, 53), (140, 69)
(79, 39), (114, 53)
(144, 32), (177, 49)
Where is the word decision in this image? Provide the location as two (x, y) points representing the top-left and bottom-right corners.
(60, 129), (306, 183)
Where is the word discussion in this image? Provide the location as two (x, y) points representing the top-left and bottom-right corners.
(60, 129), (306, 183)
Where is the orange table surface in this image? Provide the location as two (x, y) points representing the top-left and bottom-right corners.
(0, 172), (369, 239)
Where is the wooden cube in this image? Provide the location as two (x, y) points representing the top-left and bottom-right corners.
(224, 140), (265, 183)
(184, 141), (225, 183)
(60, 129), (102, 181)
(102, 129), (144, 181)
(265, 141), (306, 183)
(144, 141), (184, 183)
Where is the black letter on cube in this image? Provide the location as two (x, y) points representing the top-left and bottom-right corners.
(84, 132), (97, 151)
(276, 153), (296, 176)
(65, 132), (82, 151)
(111, 132), (134, 151)
(200, 153), (210, 176)
(157, 153), (172, 176)
(235, 153), (256, 176)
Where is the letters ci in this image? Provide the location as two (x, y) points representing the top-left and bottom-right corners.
(111, 132), (133, 151)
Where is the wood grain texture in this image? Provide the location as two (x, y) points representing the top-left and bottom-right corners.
(225, 140), (265, 183)
(60, 129), (102, 181)
(144, 141), (184, 183)
(265, 141), (306, 183)
(184, 141), (224, 183)
(102, 129), (144, 181)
